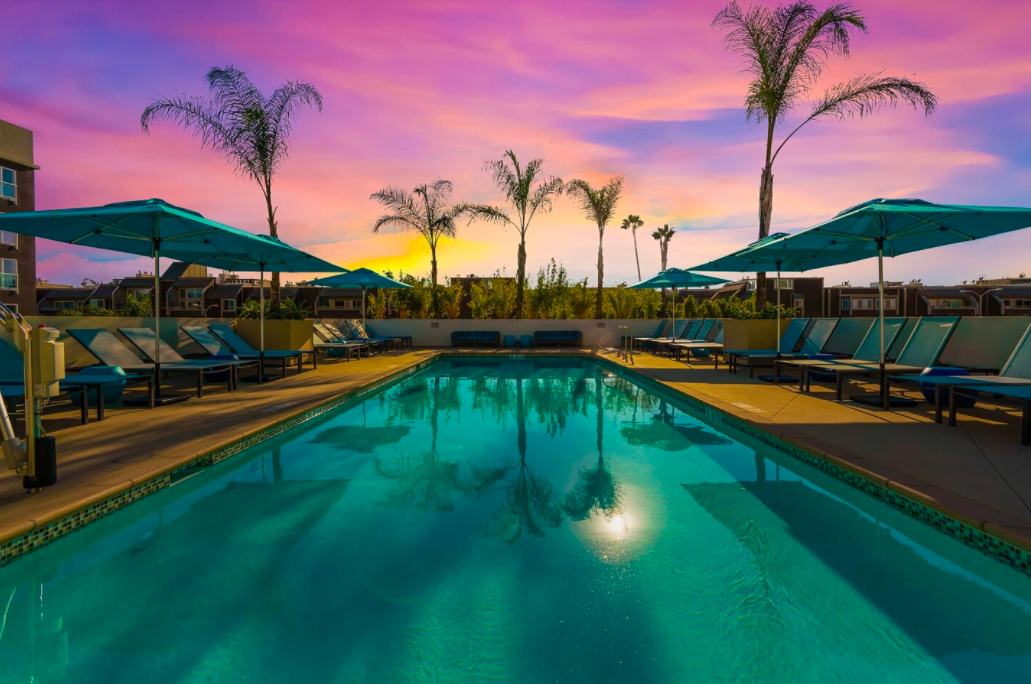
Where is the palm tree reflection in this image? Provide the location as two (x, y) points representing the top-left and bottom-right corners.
(486, 378), (563, 543)
(376, 375), (509, 511)
(562, 376), (622, 521)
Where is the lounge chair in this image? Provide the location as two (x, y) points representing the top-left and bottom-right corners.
(66, 328), (233, 399)
(118, 327), (261, 388)
(774, 318), (905, 391)
(208, 323), (316, 377)
(660, 319), (716, 354)
(629, 319), (668, 349)
(312, 323), (369, 360)
(0, 338), (152, 424)
(323, 322), (384, 354)
(890, 322), (1031, 424)
(366, 322), (412, 348)
(635, 319), (687, 351)
(183, 325), (312, 378)
(822, 316), (958, 405)
(716, 318), (811, 375)
(672, 329), (724, 362)
(344, 320), (405, 351)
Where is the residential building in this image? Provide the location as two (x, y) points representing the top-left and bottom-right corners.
(0, 119), (39, 314)
(709, 277), (825, 317)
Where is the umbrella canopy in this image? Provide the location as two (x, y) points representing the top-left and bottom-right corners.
(629, 269), (729, 344)
(0, 199), (343, 400)
(691, 198), (1031, 394)
(628, 268), (729, 290)
(306, 267), (410, 327)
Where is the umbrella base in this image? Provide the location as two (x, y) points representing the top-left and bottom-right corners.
(851, 395), (918, 409)
(124, 393), (190, 408)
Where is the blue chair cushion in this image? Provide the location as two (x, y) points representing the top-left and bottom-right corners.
(503, 335), (516, 348)
(519, 335), (533, 347)
(920, 367), (976, 407)
(69, 366), (129, 407)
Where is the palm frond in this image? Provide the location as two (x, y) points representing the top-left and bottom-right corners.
(771, 72), (937, 163)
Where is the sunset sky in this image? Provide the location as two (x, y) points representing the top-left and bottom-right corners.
(5, 0), (1031, 288)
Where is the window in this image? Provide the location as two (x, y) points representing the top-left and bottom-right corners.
(320, 297), (361, 309)
(0, 167), (15, 202)
(930, 298), (965, 309)
(178, 287), (205, 309)
(0, 258), (16, 290)
(0, 230), (15, 246)
(845, 296), (896, 311)
(792, 293), (804, 315)
(778, 279), (794, 289)
(133, 288), (151, 298)
(89, 299), (106, 308)
(52, 300), (77, 310)
(222, 299), (237, 312)
(1005, 299), (1031, 309)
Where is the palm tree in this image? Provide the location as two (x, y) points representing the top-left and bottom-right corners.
(620, 214), (645, 281)
(652, 224), (675, 313)
(371, 180), (507, 318)
(484, 150), (564, 317)
(141, 65), (322, 304)
(712, 1), (937, 303)
(565, 175), (626, 318)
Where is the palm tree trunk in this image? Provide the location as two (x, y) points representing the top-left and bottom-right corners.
(515, 235), (527, 319)
(756, 124), (775, 307)
(595, 227), (605, 319)
(660, 241), (668, 314)
(430, 243), (439, 319)
(632, 227), (641, 281)
(265, 188), (281, 307)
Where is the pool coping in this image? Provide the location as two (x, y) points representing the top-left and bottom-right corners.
(2, 348), (1029, 580)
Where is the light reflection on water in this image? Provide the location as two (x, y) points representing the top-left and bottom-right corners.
(0, 358), (1029, 683)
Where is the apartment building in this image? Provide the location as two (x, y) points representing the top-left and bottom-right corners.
(0, 119), (38, 314)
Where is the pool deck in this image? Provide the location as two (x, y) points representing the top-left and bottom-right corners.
(2, 346), (1031, 565)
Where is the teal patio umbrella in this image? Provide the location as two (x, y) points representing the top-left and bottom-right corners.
(306, 268), (410, 328)
(629, 268), (729, 338)
(693, 198), (1031, 399)
(0, 199), (342, 402)
(689, 233), (829, 353)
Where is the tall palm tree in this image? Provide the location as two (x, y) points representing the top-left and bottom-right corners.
(141, 65), (322, 304)
(652, 224), (675, 312)
(565, 175), (626, 318)
(371, 180), (507, 318)
(712, 1), (937, 303)
(484, 150), (564, 317)
(620, 214), (645, 281)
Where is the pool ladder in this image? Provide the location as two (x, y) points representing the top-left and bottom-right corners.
(600, 326), (635, 364)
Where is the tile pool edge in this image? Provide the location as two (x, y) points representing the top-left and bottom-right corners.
(599, 356), (1031, 579)
(0, 353), (443, 568)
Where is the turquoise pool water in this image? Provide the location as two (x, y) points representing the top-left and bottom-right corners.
(1, 358), (1030, 683)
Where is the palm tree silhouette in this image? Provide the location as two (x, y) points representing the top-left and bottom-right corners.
(142, 65), (322, 304)
(565, 175), (626, 318)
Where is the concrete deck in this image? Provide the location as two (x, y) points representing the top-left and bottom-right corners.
(2, 346), (1031, 564)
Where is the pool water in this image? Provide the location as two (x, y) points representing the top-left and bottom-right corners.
(1, 358), (1030, 683)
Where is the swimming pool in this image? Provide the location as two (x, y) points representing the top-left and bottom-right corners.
(1, 357), (1029, 683)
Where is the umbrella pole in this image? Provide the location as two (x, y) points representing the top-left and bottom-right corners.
(260, 266), (265, 379)
(878, 243), (887, 407)
(775, 268), (781, 355)
(362, 285), (367, 331)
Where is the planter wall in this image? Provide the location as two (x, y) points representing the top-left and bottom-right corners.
(721, 319), (779, 352)
(236, 319), (314, 352)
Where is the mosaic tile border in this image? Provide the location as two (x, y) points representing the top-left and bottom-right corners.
(0, 476), (169, 567)
(0, 355), (440, 569)
(600, 358), (1031, 579)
